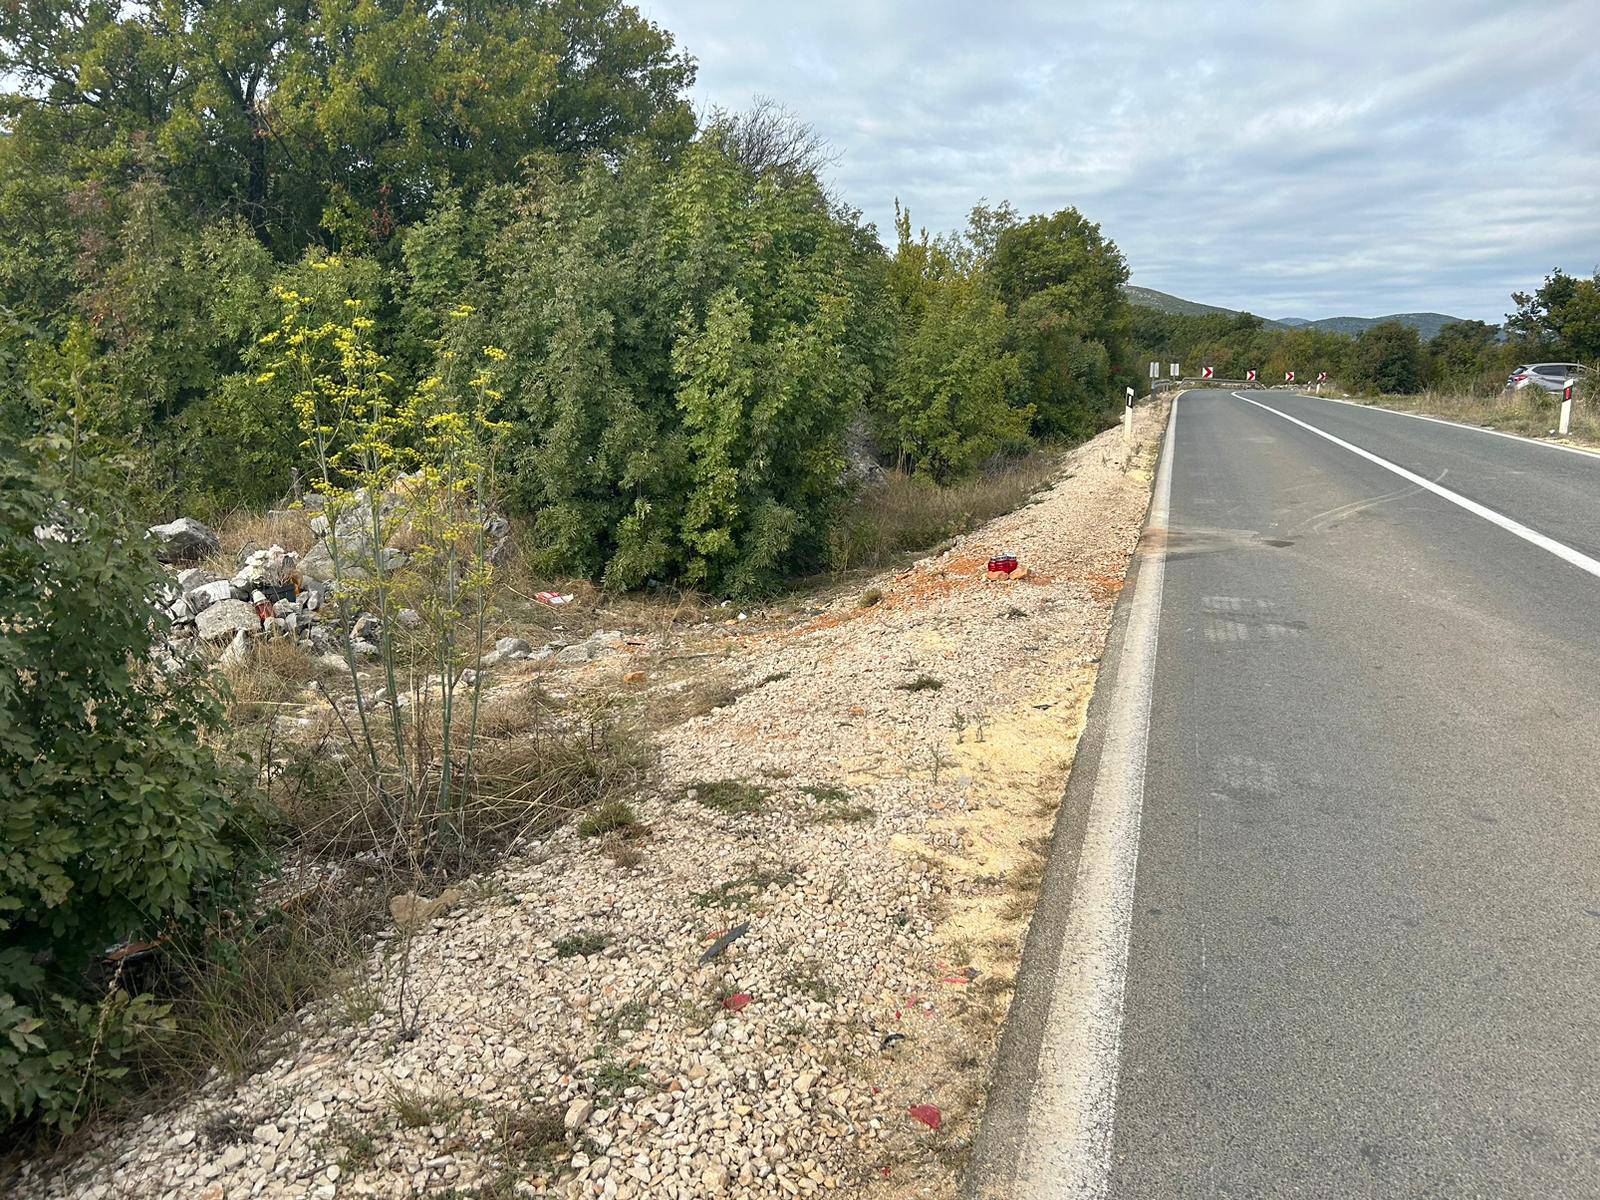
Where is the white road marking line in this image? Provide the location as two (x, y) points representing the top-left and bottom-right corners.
(1017, 394), (1178, 1198)
(1233, 392), (1600, 582)
(1294, 391), (1600, 461)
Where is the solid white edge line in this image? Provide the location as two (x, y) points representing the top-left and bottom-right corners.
(1298, 392), (1600, 461)
(1017, 392), (1178, 1199)
(1232, 392), (1600, 581)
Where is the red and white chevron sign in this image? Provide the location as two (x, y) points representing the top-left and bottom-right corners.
(1317, 372), (1328, 382)
(1246, 369), (1257, 382)
(1285, 371), (1295, 383)
(1201, 366), (1214, 379)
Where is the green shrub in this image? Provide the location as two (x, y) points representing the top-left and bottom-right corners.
(688, 779), (769, 814)
(578, 800), (638, 838)
(0, 433), (241, 1131)
(456, 142), (888, 596)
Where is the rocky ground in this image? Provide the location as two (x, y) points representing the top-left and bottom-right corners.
(7, 404), (1166, 1200)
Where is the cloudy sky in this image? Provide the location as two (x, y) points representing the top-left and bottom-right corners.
(636, 0), (1600, 323)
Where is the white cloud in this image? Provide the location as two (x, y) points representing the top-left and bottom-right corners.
(639, 0), (1600, 321)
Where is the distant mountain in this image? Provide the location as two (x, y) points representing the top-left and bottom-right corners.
(1123, 285), (1469, 341)
(1122, 285), (1288, 328)
(1289, 313), (1468, 340)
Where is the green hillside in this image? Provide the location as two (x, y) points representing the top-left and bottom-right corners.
(1123, 285), (1468, 340)
(1122, 285), (1288, 327)
(1291, 312), (1468, 340)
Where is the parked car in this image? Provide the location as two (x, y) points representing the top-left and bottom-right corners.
(1505, 362), (1589, 394)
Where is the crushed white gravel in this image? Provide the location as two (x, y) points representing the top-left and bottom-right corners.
(8, 404), (1165, 1200)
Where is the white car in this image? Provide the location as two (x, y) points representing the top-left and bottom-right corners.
(1506, 362), (1588, 394)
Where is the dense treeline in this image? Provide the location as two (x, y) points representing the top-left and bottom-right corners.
(1130, 268), (1600, 397)
(0, 0), (1138, 595)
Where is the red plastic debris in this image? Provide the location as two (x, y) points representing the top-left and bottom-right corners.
(908, 1104), (942, 1131)
(721, 992), (751, 1012)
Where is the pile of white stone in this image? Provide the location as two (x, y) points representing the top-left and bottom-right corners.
(147, 511), (598, 677)
(149, 518), (342, 670)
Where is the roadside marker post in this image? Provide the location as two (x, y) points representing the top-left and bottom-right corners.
(1560, 380), (1574, 436)
(1124, 386), (1135, 449)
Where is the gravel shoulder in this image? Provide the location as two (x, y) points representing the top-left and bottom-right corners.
(8, 403), (1166, 1200)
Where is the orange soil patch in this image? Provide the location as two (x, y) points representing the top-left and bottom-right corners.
(1086, 572), (1126, 602)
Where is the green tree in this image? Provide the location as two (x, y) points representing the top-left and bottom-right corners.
(990, 207), (1130, 436)
(460, 140), (885, 594)
(1348, 321), (1424, 394)
(1506, 270), (1600, 363)
(0, 0), (695, 252)
(0, 433), (240, 1130)
(878, 206), (1028, 479)
(1428, 319), (1502, 389)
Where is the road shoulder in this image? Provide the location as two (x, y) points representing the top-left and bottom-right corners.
(964, 395), (1178, 1199)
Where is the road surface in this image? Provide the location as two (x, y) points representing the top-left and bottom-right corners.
(969, 390), (1600, 1199)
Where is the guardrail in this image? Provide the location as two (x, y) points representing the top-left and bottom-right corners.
(1151, 379), (1334, 394)
(1152, 379), (1248, 393)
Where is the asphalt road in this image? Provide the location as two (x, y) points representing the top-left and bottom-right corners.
(969, 390), (1600, 1199)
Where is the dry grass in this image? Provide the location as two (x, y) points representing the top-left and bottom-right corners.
(217, 637), (319, 723)
(139, 882), (385, 1089)
(195, 508), (317, 578)
(1353, 389), (1600, 446)
(264, 699), (645, 872)
(484, 515), (717, 646)
(108, 681), (648, 1118)
(828, 449), (1065, 574)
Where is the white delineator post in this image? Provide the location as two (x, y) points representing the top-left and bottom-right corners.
(1559, 380), (1574, 436)
(1123, 385), (1135, 453)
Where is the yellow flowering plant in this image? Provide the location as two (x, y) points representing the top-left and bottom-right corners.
(257, 267), (509, 853)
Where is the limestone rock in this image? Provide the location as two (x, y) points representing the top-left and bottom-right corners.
(177, 567), (219, 590)
(184, 579), (234, 614)
(149, 517), (220, 564)
(195, 598), (261, 642)
(389, 888), (464, 930)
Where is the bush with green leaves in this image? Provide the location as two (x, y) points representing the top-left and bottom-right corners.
(990, 205), (1133, 437)
(447, 142), (889, 594)
(0, 434), (240, 1131)
(877, 205), (1031, 480)
(1348, 320), (1425, 395)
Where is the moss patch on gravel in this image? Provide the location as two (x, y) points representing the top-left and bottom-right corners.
(685, 779), (770, 813)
